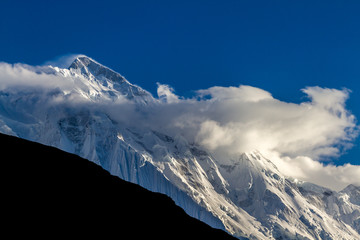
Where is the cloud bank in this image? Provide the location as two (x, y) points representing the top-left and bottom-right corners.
(149, 85), (357, 158)
(0, 61), (358, 191)
(145, 84), (359, 190)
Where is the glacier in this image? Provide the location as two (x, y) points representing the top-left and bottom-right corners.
(0, 56), (359, 239)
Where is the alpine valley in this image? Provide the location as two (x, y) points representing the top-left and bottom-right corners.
(0, 56), (359, 239)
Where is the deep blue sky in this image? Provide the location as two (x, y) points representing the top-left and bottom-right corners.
(0, 0), (359, 165)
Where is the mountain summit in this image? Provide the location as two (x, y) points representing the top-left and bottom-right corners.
(69, 56), (127, 83)
(65, 55), (153, 103)
(0, 57), (359, 239)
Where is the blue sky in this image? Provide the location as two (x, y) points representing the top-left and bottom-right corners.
(0, 0), (359, 166)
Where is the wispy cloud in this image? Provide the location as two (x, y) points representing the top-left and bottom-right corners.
(42, 53), (86, 68)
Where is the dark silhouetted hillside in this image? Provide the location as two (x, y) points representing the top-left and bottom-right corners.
(1, 133), (236, 239)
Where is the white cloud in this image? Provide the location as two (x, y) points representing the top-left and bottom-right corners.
(302, 86), (351, 113)
(157, 83), (180, 103)
(0, 60), (358, 191)
(148, 84), (359, 190)
(197, 85), (273, 102)
(270, 154), (360, 191)
(179, 86), (357, 159)
(0, 62), (74, 91)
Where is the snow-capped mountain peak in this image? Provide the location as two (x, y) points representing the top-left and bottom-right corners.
(0, 57), (359, 239)
(69, 55), (127, 84)
(51, 55), (155, 104)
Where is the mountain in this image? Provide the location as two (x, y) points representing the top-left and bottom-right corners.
(0, 55), (359, 239)
(1, 133), (236, 239)
(67, 56), (154, 104)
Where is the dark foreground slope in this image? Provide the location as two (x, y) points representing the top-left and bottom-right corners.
(1, 133), (236, 239)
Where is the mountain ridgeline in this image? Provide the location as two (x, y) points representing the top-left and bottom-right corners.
(0, 56), (359, 239)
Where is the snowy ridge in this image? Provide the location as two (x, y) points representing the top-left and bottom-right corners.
(0, 56), (359, 239)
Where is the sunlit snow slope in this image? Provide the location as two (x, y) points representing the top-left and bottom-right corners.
(0, 56), (359, 239)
